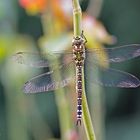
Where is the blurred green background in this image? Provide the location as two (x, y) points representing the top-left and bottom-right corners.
(100, 0), (140, 140)
(0, 0), (140, 140)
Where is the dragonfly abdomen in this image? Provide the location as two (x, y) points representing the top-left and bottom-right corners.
(76, 65), (83, 125)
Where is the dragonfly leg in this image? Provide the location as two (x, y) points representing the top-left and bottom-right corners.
(81, 30), (87, 44)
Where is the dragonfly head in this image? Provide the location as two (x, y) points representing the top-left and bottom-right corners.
(72, 36), (86, 52)
(72, 36), (85, 46)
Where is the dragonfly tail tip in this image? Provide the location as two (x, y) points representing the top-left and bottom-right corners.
(76, 119), (81, 126)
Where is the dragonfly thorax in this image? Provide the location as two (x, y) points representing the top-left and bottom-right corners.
(73, 50), (85, 65)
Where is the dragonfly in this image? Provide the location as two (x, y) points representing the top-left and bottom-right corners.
(13, 32), (140, 125)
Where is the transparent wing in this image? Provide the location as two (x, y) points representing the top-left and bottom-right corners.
(13, 44), (140, 68)
(13, 52), (73, 68)
(23, 63), (75, 94)
(87, 44), (140, 63)
(107, 44), (140, 62)
(85, 62), (140, 88)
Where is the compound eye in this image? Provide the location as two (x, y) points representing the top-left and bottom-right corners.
(74, 45), (79, 50)
(75, 45), (78, 49)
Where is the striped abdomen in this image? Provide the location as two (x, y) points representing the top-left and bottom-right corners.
(76, 65), (83, 125)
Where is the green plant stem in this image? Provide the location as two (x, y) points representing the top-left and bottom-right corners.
(72, 0), (82, 36)
(72, 0), (96, 140)
(54, 66), (72, 140)
(43, 56), (72, 140)
(82, 68), (96, 140)
(41, 14), (73, 140)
